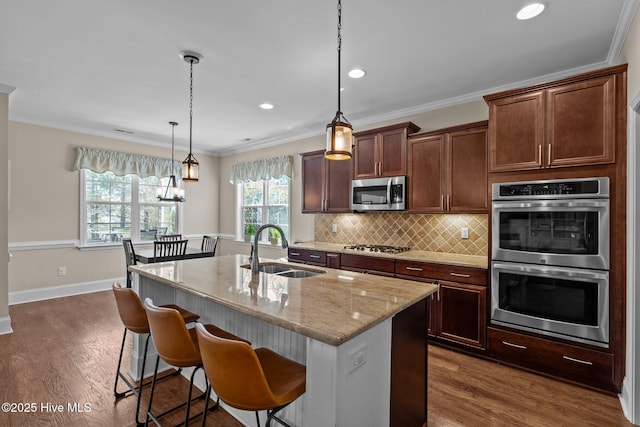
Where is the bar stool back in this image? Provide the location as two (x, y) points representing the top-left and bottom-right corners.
(112, 282), (199, 427)
(195, 323), (306, 427)
(143, 298), (250, 427)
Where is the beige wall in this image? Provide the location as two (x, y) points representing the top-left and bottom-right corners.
(0, 93), (8, 317)
(216, 100), (489, 259)
(7, 122), (219, 292)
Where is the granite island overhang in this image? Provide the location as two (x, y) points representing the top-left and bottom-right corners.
(129, 254), (438, 427)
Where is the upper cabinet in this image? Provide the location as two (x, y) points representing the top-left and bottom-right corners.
(484, 65), (626, 173)
(353, 122), (420, 179)
(301, 150), (352, 213)
(408, 121), (488, 213)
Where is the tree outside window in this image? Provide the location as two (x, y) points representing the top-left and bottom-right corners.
(239, 177), (289, 242)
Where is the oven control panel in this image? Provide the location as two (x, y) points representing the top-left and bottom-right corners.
(493, 177), (609, 199)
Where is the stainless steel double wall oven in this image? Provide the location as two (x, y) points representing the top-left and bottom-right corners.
(491, 177), (610, 347)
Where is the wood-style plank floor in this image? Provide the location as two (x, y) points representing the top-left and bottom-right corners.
(0, 290), (633, 426)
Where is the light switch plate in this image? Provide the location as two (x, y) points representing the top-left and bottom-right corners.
(461, 227), (469, 239)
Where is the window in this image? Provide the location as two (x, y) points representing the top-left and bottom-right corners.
(81, 170), (180, 245)
(237, 177), (290, 242)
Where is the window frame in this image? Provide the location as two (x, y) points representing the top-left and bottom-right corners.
(79, 169), (182, 247)
(236, 177), (291, 243)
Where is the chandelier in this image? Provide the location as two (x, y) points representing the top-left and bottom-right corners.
(157, 121), (185, 202)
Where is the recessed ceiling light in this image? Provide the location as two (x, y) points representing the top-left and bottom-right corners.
(517, 3), (545, 20)
(348, 68), (366, 79)
(259, 103), (274, 110)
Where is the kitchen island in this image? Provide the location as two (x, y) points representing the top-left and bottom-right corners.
(129, 254), (437, 427)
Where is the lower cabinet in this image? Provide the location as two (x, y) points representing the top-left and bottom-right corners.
(340, 253), (395, 277)
(488, 327), (616, 392)
(395, 260), (487, 350)
(287, 248), (327, 266)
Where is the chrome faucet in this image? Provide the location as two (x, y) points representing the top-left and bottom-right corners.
(249, 224), (289, 273)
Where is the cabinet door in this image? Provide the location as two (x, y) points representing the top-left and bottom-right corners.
(408, 135), (445, 212)
(488, 91), (544, 172)
(301, 151), (325, 213)
(546, 75), (615, 168)
(379, 128), (407, 177)
(437, 281), (486, 349)
(353, 134), (378, 178)
(447, 127), (488, 212)
(325, 157), (352, 212)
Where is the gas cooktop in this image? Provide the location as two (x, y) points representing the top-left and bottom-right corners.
(343, 244), (411, 254)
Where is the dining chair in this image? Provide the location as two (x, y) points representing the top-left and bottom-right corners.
(156, 233), (182, 241)
(196, 323), (306, 427)
(112, 282), (200, 427)
(122, 239), (137, 288)
(143, 299), (250, 427)
(153, 239), (188, 260)
(201, 235), (218, 255)
(154, 227), (168, 239)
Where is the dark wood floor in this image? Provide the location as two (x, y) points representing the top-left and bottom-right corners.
(0, 290), (633, 426)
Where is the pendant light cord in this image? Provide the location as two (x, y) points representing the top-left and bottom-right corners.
(337, 0), (342, 114)
(189, 59), (194, 155)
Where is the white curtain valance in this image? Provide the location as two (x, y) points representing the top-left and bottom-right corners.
(72, 147), (181, 178)
(229, 155), (293, 184)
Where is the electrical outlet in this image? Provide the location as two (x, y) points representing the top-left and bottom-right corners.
(348, 345), (367, 373)
(58, 266), (67, 276)
(461, 227), (469, 239)
(332, 223), (338, 233)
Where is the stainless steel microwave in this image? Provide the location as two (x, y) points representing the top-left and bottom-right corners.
(351, 176), (406, 211)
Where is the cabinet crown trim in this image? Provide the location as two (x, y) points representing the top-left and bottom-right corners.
(483, 64), (627, 103)
(352, 121), (420, 137)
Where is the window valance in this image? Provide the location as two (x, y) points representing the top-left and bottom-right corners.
(72, 147), (181, 178)
(229, 155), (293, 184)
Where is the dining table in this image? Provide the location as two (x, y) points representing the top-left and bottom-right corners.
(135, 246), (214, 264)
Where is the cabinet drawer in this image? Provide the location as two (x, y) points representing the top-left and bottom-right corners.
(287, 248), (327, 266)
(488, 327), (614, 390)
(340, 253), (395, 274)
(395, 260), (486, 286)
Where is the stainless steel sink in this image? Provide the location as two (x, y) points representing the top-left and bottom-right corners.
(241, 263), (326, 278)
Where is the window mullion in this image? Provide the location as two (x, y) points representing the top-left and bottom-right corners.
(131, 175), (140, 241)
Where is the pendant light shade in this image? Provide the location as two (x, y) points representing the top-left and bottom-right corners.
(180, 50), (201, 182)
(158, 121), (186, 202)
(325, 0), (352, 161)
(325, 113), (353, 160)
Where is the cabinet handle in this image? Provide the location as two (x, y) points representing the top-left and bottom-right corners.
(327, 254), (338, 258)
(406, 266), (423, 271)
(502, 341), (527, 350)
(538, 145), (542, 167)
(562, 355), (593, 366)
(290, 252), (300, 256)
(437, 282), (440, 301)
(309, 254), (321, 259)
(441, 195), (445, 210)
(450, 272), (471, 278)
(547, 143), (552, 165)
(446, 194), (450, 211)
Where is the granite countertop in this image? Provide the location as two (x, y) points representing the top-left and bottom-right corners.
(130, 254), (437, 346)
(289, 242), (488, 269)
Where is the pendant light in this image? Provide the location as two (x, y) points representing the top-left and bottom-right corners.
(180, 50), (201, 181)
(157, 121), (186, 202)
(325, 0), (353, 161)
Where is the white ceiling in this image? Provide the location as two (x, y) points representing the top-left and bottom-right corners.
(0, 0), (637, 156)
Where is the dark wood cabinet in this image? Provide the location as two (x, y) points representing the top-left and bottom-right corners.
(488, 327), (616, 393)
(484, 65), (624, 172)
(301, 150), (352, 213)
(287, 248), (327, 266)
(340, 253), (395, 277)
(396, 260), (487, 350)
(353, 122), (419, 179)
(408, 122), (488, 213)
(326, 252), (341, 269)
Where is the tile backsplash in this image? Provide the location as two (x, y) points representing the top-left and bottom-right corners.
(314, 213), (488, 256)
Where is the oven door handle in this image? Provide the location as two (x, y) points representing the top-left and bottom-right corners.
(492, 199), (609, 210)
(492, 262), (609, 281)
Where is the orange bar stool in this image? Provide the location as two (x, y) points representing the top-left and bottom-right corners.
(143, 298), (250, 427)
(112, 282), (200, 427)
(195, 323), (306, 427)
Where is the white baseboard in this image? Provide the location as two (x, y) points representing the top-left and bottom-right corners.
(620, 377), (634, 423)
(8, 277), (125, 305)
(0, 316), (13, 335)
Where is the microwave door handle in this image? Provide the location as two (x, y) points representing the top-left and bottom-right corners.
(387, 180), (392, 206)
